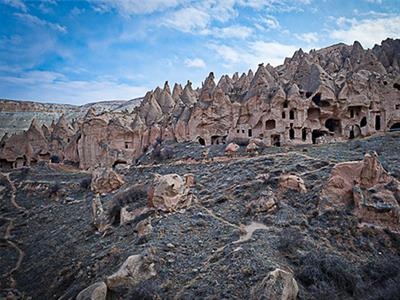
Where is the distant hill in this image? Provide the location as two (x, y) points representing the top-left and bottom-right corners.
(0, 97), (143, 137)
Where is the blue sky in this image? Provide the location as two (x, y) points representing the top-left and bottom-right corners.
(0, 0), (399, 104)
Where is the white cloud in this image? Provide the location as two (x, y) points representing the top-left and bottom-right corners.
(296, 32), (319, 44)
(209, 40), (298, 68)
(2, 0), (27, 11)
(237, 0), (312, 11)
(162, 1), (239, 34)
(164, 7), (210, 32)
(330, 16), (400, 48)
(184, 58), (206, 68)
(261, 15), (280, 29)
(0, 71), (149, 104)
(90, 0), (182, 15)
(201, 25), (253, 39)
(14, 12), (67, 33)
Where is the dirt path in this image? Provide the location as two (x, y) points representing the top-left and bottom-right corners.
(0, 172), (26, 287)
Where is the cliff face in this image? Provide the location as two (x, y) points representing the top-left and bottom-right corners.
(1, 38), (400, 170)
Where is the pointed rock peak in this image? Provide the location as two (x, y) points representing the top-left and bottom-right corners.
(185, 80), (193, 90)
(131, 114), (145, 129)
(172, 83), (183, 100)
(288, 83), (300, 97)
(154, 86), (163, 98)
(258, 63), (264, 67)
(202, 72), (216, 89)
(247, 69), (254, 79)
(232, 72), (239, 82)
(29, 118), (40, 130)
(85, 107), (96, 118)
(292, 48), (305, 60)
(163, 81), (171, 94)
(353, 40), (364, 51)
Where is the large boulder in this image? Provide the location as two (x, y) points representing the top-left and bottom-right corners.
(250, 268), (298, 300)
(106, 254), (156, 291)
(91, 167), (124, 194)
(147, 173), (194, 212)
(246, 188), (277, 214)
(225, 142), (240, 154)
(321, 151), (400, 231)
(76, 281), (107, 300)
(279, 174), (307, 193)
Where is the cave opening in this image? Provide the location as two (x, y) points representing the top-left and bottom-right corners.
(325, 119), (341, 134)
(312, 93), (321, 106)
(113, 160), (127, 168)
(312, 130), (326, 144)
(360, 117), (367, 127)
(390, 123), (400, 131)
(271, 135), (281, 147)
(289, 128), (295, 140)
(375, 115), (381, 130)
(302, 128), (307, 141)
(198, 137), (205, 146)
(265, 120), (276, 130)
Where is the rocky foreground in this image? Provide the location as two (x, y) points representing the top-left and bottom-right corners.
(1, 132), (400, 299)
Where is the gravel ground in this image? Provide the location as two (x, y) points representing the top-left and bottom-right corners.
(1, 132), (400, 299)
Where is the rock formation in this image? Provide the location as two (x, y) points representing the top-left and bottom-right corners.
(147, 173), (194, 212)
(321, 151), (400, 231)
(1, 39), (400, 170)
(250, 268), (299, 300)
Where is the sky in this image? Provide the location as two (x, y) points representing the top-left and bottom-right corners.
(0, 0), (399, 105)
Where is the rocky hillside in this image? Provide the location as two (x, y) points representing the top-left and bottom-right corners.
(1, 132), (400, 299)
(0, 98), (143, 138)
(1, 38), (399, 171)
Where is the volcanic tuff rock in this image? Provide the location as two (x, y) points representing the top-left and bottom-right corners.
(321, 151), (400, 232)
(1, 39), (400, 170)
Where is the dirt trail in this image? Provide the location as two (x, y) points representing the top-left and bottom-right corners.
(0, 172), (26, 286)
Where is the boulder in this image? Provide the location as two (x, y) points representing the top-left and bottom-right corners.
(135, 218), (153, 240)
(91, 195), (109, 233)
(106, 254), (156, 291)
(147, 173), (193, 212)
(246, 141), (259, 152)
(279, 174), (307, 193)
(76, 281), (107, 300)
(225, 143), (240, 154)
(250, 268), (298, 300)
(246, 189), (277, 214)
(91, 167), (124, 194)
(120, 206), (153, 226)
